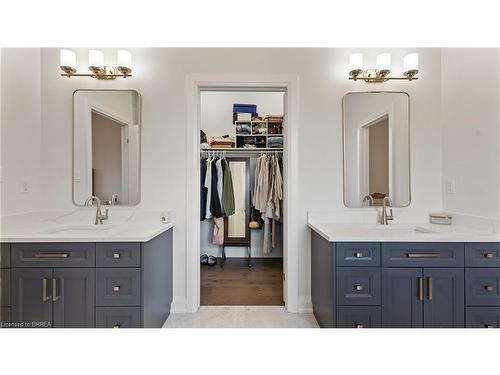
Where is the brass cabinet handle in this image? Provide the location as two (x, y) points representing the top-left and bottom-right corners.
(427, 277), (433, 300)
(418, 277), (424, 301)
(112, 286), (121, 292)
(484, 253), (495, 259)
(42, 278), (51, 302)
(34, 253), (69, 258)
(355, 252), (364, 258)
(484, 285), (495, 292)
(52, 278), (59, 302)
(113, 323), (121, 328)
(407, 253), (441, 258)
(113, 253), (121, 259)
(355, 323), (364, 328)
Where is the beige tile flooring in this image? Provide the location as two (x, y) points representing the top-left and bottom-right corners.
(163, 306), (319, 328)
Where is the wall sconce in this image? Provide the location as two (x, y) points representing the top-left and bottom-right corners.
(349, 52), (419, 82)
(60, 49), (132, 79)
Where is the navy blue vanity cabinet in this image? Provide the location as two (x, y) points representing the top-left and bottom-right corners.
(1, 244), (12, 326)
(310, 233), (477, 328)
(4, 228), (173, 329)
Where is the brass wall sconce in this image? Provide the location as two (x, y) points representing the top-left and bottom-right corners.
(348, 52), (419, 82)
(60, 49), (132, 79)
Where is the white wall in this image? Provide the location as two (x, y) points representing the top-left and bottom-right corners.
(0, 48), (42, 216)
(442, 48), (500, 225)
(2, 48), (444, 311)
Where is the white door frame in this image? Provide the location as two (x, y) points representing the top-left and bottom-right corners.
(185, 74), (300, 313)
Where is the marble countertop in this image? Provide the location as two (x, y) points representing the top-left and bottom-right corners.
(308, 222), (500, 242)
(0, 209), (175, 243)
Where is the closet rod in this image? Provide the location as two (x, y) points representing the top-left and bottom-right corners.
(200, 148), (283, 153)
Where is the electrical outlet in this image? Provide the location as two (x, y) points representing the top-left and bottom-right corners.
(447, 180), (456, 194)
(20, 181), (30, 194)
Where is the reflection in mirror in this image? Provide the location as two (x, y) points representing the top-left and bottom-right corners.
(224, 158), (250, 244)
(73, 90), (141, 206)
(343, 92), (410, 207)
(227, 161), (247, 238)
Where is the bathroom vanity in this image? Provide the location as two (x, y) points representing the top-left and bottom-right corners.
(0, 220), (174, 328)
(309, 223), (500, 328)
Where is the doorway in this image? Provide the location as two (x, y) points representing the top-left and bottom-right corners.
(199, 90), (285, 306)
(185, 75), (300, 313)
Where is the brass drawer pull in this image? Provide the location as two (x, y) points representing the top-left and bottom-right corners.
(113, 253), (121, 259)
(484, 285), (495, 292)
(355, 252), (364, 258)
(355, 284), (364, 291)
(418, 277), (424, 301)
(355, 323), (364, 328)
(52, 278), (59, 302)
(407, 253), (441, 258)
(35, 253), (69, 258)
(112, 286), (121, 292)
(427, 277), (433, 300)
(42, 278), (51, 302)
(113, 323), (121, 328)
(484, 253), (495, 259)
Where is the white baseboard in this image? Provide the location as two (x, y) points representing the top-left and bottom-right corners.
(297, 295), (313, 313)
(170, 296), (188, 313)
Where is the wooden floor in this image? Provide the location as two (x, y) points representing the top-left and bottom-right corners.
(201, 258), (284, 306)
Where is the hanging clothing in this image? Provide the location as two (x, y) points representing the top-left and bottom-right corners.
(212, 217), (224, 245)
(253, 155), (270, 213)
(222, 159), (235, 216)
(204, 157), (213, 219)
(200, 158), (208, 221)
(210, 158), (223, 218)
(216, 158), (224, 215)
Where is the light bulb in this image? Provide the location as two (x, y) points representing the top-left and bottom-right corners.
(349, 53), (363, 71)
(404, 53), (419, 74)
(117, 50), (132, 76)
(88, 49), (104, 74)
(60, 49), (76, 75)
(376, 53), (391, 72)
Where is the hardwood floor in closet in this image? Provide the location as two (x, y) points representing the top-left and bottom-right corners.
(201, 258), (284, 306)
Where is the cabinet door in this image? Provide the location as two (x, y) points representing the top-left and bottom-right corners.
(423, 268), (464, 328)
(12, 269), (53, 327)
(382, 268), (423, 328)
(53, 268), (95, 328)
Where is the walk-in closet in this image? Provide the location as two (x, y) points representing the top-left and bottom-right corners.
(199, 90), (285, 306)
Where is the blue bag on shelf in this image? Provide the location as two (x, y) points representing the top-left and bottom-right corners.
(233, 103), (257, 113)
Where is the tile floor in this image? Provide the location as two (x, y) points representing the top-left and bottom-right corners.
(163, 306), (319, 328)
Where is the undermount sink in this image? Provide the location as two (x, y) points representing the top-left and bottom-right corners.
(366, 224), (437, 234)
(42, 224), (119, 234)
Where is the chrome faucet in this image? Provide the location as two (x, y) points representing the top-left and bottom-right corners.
(381, 196), (394, 225)
(84, 196), (109, 225)
(363, 195), (374, 206)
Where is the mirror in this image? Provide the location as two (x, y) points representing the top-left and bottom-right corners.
(73, 90), (141, 206)
(343, 92), (410, 207)
(224, 158), (250, 244)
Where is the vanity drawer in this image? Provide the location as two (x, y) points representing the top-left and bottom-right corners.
(0, 269), (11, 306)
(336, 267), (381, 306)
(466, 268), (500, 306)
(96, 268), (141, 306)
(0, 307), (11, 325)
(336, 242), (380, 267)
(96, 243), (141, 268)
(337, 306), (381, 328)
(466, 307), (500, 328)
(96, 306), (141, 328)
(382, 243), (464, 267)
(465, 243), (500, 267)
(1, 244), (10, 268)
(11, 243), (95, 268)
